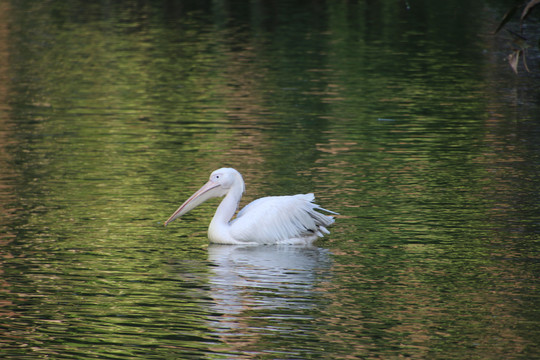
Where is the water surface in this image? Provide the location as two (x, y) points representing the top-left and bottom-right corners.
(0, 1), (539, 359)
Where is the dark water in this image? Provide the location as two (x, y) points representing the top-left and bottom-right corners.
(1, 1), (539, 359)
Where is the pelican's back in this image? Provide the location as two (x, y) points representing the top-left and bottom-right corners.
(230, 193), (336, 244)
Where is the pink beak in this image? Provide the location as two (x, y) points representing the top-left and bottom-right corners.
(164, 180), (221, 226)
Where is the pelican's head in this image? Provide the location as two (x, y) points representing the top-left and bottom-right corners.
(164, 167), (244, 226)
(209, 168), (243, 190)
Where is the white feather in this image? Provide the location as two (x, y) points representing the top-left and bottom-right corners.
(165, 168), (337, 245)
(231, 194), (335, 244)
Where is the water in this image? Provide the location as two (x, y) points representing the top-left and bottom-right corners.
(1, 1), (539, 359)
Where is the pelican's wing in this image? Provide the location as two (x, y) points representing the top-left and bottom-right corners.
(230, 193), (337, 244)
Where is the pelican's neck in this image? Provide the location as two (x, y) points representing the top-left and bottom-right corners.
(208, 178), (244, 243)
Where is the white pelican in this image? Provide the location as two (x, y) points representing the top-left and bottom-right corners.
(164, 168), (337, 245)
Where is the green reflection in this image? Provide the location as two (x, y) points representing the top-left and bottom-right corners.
(0, 0), (539, 359)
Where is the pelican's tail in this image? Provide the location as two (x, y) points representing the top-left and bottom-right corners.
(303, 193), (338, 237)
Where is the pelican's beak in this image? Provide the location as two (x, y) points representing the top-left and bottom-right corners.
(164, 180), (221, 226)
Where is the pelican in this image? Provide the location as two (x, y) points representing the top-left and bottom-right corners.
(164, 168), (337, 245)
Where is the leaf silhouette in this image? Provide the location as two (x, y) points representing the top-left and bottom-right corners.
(521, 0), (540, 22)
(508, 50), (521, 74)
(523, 50), (530, 72)
(495, 4), (519, 34)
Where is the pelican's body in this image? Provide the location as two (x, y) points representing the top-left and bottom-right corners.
(164, 168), (337, 245)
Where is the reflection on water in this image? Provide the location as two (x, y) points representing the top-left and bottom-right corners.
(207, 245), (332, 357)
(0, 0), (539, 359)
(208, 244), (331, 313)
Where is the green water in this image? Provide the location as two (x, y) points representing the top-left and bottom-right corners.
(1, 1), (539, 359)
